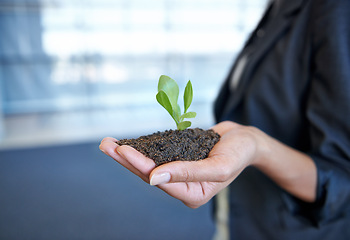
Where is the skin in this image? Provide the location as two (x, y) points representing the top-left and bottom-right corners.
(99, 121), (317, 209)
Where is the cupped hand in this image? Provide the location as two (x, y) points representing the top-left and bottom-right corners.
(99, 121), (262, 208)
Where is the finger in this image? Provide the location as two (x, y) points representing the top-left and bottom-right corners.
(99, 138), (151, 182)
(101, 137), (118, 143)
(99, 137), (122, 161)
(116, 145), (156, 179)
(149, 155), (239, 186)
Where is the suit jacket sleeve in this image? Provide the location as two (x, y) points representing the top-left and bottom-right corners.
(305, 0), (350, 225)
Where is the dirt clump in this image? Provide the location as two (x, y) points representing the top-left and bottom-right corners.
(117, 128), (220, 166)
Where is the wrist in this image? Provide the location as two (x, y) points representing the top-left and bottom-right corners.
(248, 126), (271, 169)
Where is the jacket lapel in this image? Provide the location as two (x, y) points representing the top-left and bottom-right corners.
(220, 0), (306, 119)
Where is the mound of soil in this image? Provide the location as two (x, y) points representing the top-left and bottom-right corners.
(117, 128), (220, 166)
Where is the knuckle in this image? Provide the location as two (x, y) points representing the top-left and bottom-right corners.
(180, 168), (193, 182)
(224, 120), (236, 127)
(216, 165), (232, 182)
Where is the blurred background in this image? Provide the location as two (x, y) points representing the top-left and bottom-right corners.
(0, 0), (268, 239)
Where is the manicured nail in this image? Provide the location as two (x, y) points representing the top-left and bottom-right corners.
(150, 172), (171, 186)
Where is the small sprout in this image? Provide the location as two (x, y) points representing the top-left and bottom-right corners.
(156, 75), (197, 130)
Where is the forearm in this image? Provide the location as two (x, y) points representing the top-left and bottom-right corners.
(251, 128), (317, 203)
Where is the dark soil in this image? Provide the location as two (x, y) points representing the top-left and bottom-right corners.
(117, 128), (220, 166)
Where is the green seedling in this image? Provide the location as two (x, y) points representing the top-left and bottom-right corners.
(156, 75), (197, 130)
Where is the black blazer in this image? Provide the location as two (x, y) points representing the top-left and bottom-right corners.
(214, 0), (350, 239)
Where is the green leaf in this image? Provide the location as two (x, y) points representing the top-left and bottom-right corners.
(180, 111), (196, 121)
(177, 121), (192, 131)
(183, 80), (193, 113)
(156, 90), (173, 118)
(156, 75), (197, 131)
(158, 75), (179, 111)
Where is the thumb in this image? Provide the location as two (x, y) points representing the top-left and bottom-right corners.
(149, 155), (233, 186)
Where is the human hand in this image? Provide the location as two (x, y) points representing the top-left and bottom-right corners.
(99, 121), (262, 208)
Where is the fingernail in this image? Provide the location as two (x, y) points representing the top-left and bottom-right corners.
(116, 147), (125, 158)
(99, 144), (105, 152)
(150, 172), (171, 186)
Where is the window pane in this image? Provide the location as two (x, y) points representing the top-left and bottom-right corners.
(0, 0), (267, 146)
